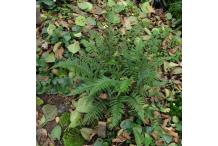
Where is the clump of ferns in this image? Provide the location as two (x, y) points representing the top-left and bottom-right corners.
(52, 26), (163, 128)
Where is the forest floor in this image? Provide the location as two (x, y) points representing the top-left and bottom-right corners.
(36, 1), (182, 146)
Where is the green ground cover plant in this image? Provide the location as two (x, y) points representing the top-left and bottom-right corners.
(36, 0), (182, 145)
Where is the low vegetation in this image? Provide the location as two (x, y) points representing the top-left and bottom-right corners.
(36, 0), (182, 146)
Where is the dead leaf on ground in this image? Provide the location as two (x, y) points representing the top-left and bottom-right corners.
(163, 127), (179, 138)
(99, 93), (108, 100)
(80, 128), (96, 141)
(91, 5), (106, 15)
(97, 121), (106, 138)
(112, 129), (131, 143)
(151, 131), (160, 140)
(37, 128), (48, 145)
(155, 140), (165, 146)
(55, 47), (64, 60)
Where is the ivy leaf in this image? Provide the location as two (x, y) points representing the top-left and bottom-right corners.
(67, 41), (80, 54)
(36, 97), (44, 106)
(120, 119), (133, 131)
(86, 17), (96, 26)
(75, 16), (86, 26)
(47, 23), (56, 35)
(106, 12), (120, 24)
(94, 138), (109, 146)
(80, 128), (95, 141)
(50, 125), (62, 141)
(42, 104), (58, 122)
(165, 13), (173, 20)
(69, 110), (81, 128)
(44, 52), (56, 63)
(78, 2), (93, 11)
(107, 0), (116, 7)
(41, 0), (54, 6)
(76, 97), (94, 113)
(140, 2), (155, 15)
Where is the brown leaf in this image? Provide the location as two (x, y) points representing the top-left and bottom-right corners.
(155, 140), (164, 146)
(99, 93), (108, 100)
(112, 129), (131, 143)
(163, 127), (179, 138)
(37, 128), (48, 145)
(162, 118), (170, 128)
(37, 75), (49, 81)
(97, 121), (106, 138)
(151, 131), (160, 140)
(91, 5), (106, 15)
(59, 20), (69, 29)
(55, 47), (64, 60)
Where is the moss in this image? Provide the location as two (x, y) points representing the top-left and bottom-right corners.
(59, 112), (70, 128)
(63, 128), (85, 146)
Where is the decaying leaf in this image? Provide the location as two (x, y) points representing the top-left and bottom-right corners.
(80, 128), (96, 141)
(37, 128), (48, 145)
(99, 93), (108, 100)
(97, 121), (106, 138)
(42, 104), (58, 122)
(112, 129), (131, 143)
(55, 47), (64, 60)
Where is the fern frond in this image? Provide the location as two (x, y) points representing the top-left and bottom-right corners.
(110, 96), (125, 127)
(82, 101), (106, 125)
(52, 59), (92, 78)
(126, 95), (145, 121)
(89, 77), (118, 96)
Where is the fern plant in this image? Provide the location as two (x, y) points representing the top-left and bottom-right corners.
(52, 25), (163, 127)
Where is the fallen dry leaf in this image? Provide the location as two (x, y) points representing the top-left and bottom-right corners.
(55, 47), (64, 60)
(97, 121), (106, 138)
(37, 128), (48, 145)
(99, 93), (108, 100)
(151, 131), (160, 140)
(112, 129), (131, 143)
(163, 127), (179, 138)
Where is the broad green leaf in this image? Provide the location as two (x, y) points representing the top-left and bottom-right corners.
(133, 126), (143, 146)
(47, 23), (56, 35)
(42, 104), (58, 122)
(165, 13), (173, 20)
(86, 17), (96, 26)
(161, 134), (172, 144)
(141, 2), (155, 15)
(39, 115), (46, 126)
(106, 12), (120, 24)
(53, 42), (62, 52)
(120, 119), (133, 131)
(36, 97), (44, 106)
(41, 0), (54, 6)
(78, 2), (93, 11)
(172, 67), (182, 75)
(50, 125), (62, 140)
(80, 128), (95, 141)
(172, 116), (179, 123)
(69, 110), (81, 128)
(74, 32), (82, 37)
(44, 52), (56, 63)
(75, 16), (86, 26)
(168, 143), (178, 146)
(107, 0), (116, 7)
(67, 41), (80, 54)
(113, 4), (125, 13)
(76, 97), (94, 113)
(94, 138), (109, 146)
